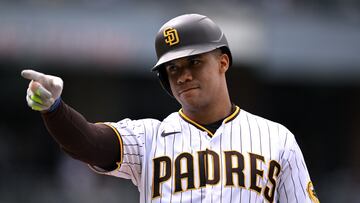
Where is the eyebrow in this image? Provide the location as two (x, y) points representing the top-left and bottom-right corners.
(187, 54), (202, 61)
(165, 54), (203, 67)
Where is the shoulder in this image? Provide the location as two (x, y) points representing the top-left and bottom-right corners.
(162, 111), (181, 123)
(240, 109), (289, 132)
(240, 109), (296, 147)
(107, 112), (180, 132)
(109, 118), (161, 129)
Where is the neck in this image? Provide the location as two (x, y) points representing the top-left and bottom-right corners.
(182, 94), (232, 125)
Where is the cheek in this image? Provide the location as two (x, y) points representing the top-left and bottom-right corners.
(167, 76), (179, 94)
(168, 76), (176, 87)
(202, 74), (222, 93)
(198, 69), (216, 84)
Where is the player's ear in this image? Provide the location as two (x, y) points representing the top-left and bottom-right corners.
(219, 53), (230, 73)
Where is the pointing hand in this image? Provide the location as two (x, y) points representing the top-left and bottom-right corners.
(21, 69), (63, 111)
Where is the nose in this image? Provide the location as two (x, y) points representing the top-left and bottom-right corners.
(177, 67), (192, 84)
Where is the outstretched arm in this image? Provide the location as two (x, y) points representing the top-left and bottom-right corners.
(21, 69), (120, 170)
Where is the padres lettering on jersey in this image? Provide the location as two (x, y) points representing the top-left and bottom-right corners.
(90, 106), (319, 203)
(152, 149), (281, 202)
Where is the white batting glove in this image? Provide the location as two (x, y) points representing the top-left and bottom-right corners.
(21, 69), (63, 112)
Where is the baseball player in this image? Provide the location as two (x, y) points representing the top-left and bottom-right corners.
(21, 14), (319, 203)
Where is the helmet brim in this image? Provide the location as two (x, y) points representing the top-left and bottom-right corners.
(152, 44), (219, 72)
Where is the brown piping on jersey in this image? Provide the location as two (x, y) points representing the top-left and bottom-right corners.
(178, 105), (240, 136)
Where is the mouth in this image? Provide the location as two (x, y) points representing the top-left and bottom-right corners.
(178, 87), (199, 95)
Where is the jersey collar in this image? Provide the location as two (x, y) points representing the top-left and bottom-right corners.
(178, 105), (240, 137)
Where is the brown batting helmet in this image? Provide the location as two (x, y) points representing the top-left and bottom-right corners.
(153, 13), (232, 96)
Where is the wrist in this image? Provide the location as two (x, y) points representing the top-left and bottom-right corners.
(47, 97), (62, 113)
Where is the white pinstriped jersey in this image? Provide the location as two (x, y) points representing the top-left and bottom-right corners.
(93, 106), (319, 203)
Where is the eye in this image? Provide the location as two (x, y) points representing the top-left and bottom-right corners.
(190, 59), (201, 66)
(166, 65), (178, 74)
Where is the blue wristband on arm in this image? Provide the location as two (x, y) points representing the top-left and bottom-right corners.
(48, 97), (61, 112)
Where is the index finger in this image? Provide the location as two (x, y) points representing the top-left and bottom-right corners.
(21, 69), (45, 81)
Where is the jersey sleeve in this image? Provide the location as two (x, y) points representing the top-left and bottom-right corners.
(277, 128), (320, 203)
(89, 118), (160, 187)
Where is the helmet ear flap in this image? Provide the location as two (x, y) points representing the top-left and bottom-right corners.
(157, 68), (174, 97)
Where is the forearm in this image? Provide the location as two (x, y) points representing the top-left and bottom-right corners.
(41, 100), (120, 170)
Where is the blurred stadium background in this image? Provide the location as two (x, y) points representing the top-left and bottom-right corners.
(1, 0), (360, 202)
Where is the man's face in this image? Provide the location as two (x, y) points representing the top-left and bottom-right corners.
(164, 50), (229, 111)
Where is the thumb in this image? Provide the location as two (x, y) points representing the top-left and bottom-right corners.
(47, 76), (64, 100)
